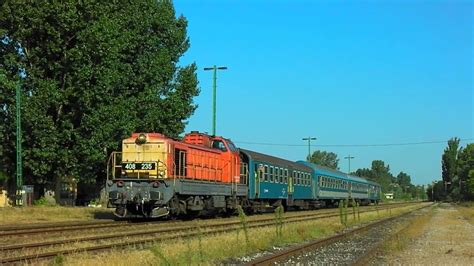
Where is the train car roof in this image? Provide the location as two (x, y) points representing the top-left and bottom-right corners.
(240, 149), (312, 172)
(297, 161), (371, 184)
(297, 161), (347, 178)
(345, 174), (370, 183)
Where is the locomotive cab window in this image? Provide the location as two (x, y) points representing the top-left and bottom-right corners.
(212, 140), (227, 152)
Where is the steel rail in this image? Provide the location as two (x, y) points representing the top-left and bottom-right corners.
(0, 202), (416, 251)
(245, 203), (434, 266)
(0, 203), (425, 264)
(0, 201), (416, 237)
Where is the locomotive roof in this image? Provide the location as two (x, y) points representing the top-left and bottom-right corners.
(240, 149), (312, 172)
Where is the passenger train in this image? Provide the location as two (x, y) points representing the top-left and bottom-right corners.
(106, 132), (381, 218)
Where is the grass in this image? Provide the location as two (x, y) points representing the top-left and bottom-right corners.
(0, 206), (114, 225)
(456, 202), (474, 225)
(57, 204), (426, 266)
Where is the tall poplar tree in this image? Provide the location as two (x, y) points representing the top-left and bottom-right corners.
(0, 1), (199, 192)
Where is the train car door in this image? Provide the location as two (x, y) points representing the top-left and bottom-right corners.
(254, 164), (262, 198)
(287, 168), (294, 205)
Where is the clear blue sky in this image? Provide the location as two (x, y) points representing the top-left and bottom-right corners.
(174, 0), (473, 185)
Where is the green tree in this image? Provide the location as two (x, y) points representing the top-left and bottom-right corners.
(457, 143), (474, 200)
(441, 137), (460, 195)
(370, 160), (393, 193)
(0, 1), (199, 196)
(396, 172), (411, 193)
(308, 150), (339, 169)
(353, 168), (373, 179)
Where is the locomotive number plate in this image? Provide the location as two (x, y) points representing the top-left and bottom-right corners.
(122, 162), (156, 170)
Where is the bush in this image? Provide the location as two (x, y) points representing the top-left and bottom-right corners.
(34, 196), (56, 206)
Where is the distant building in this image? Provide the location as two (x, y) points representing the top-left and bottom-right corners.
(384, 193), (394, 200)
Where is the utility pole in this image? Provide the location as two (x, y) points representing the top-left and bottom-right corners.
(431, 182), (434, 201)
(344, 155), (355, 173)
(15, 80), (23, 206)
(302, 137), (317, 161)
(444, 181), (451, 195)
(203, 65), (227, 136)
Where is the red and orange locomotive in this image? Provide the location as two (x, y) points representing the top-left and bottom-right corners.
(107, 131), (248, 218)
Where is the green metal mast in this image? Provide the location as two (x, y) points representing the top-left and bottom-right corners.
(344, 155), (355, 173)
(302, 137), (317, 161)
(204, 65), (227, 136)
(16, 80), (23, 204)
(212, 65), (217, 136)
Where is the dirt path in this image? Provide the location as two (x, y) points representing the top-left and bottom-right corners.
(389, 203), (474, 265)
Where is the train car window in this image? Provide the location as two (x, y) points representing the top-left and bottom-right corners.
(277, 168), (281, 183)
(284, 169), (288, 184)
(269, 166), (274, 182)
(274, 167), (279, 183)
(264, 165), (269, 182)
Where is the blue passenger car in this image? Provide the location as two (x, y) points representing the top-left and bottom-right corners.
(240, 149), (318, 210)
(296, 161), (378, 206)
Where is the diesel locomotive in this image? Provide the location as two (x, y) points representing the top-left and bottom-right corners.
(106, 131), (381, 218)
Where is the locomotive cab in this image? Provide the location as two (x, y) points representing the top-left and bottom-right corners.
(120, 133), (168, 179)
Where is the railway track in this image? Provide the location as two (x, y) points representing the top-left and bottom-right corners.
(0, 201), (415, 237)
(0, 202), (422, 264)
(245, 202), (434, 265)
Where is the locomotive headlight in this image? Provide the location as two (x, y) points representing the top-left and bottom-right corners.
(136, 133), (147, 145)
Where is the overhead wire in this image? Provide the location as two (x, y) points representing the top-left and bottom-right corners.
(234, 138), (474, 148)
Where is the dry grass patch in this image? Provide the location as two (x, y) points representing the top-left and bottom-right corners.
(456, 202), (474, 225)
(58, 203), (426, 266)
(380, 206), (435, 253)
(0, 206), (114, 225)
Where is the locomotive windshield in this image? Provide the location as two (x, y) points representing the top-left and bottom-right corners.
(227, 140), (238, 152)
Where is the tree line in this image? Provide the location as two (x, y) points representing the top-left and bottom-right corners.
(0, 1), (199, 196)
(307, 151), (426, 200)
(428, 138), (474, 201)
